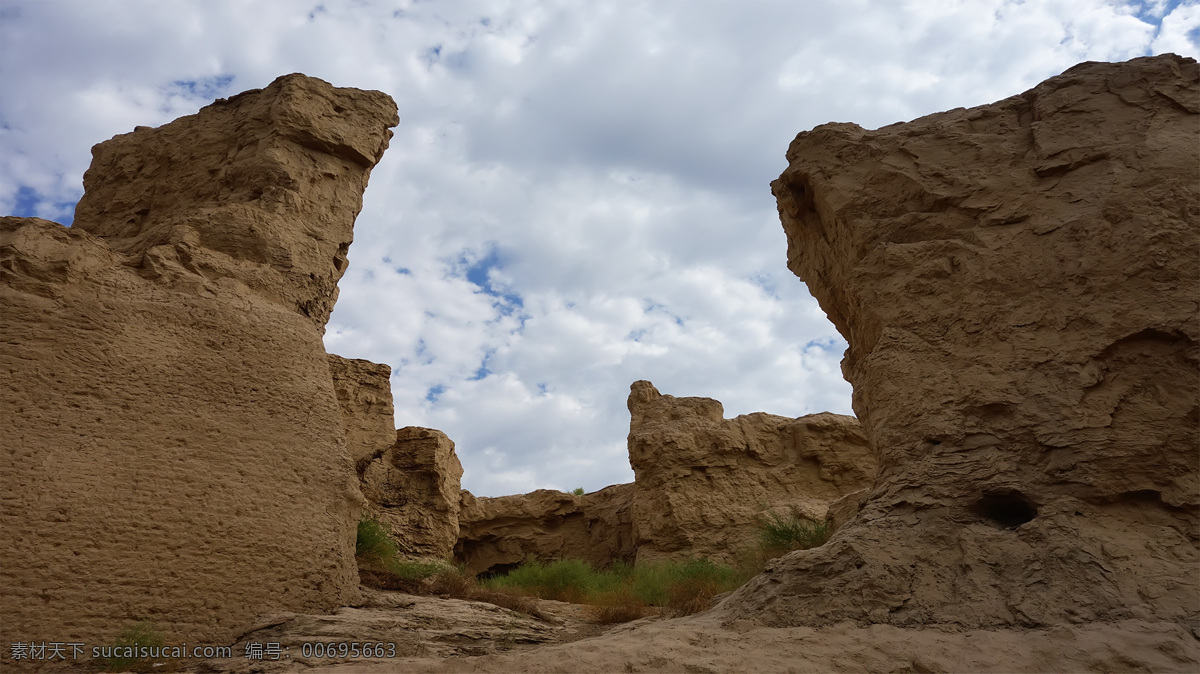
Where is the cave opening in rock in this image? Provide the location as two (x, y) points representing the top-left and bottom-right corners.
(974, 491), (1038, 528)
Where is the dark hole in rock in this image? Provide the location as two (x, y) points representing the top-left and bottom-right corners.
(975, 491), (1038, 528)
(477, 562), (522, 580)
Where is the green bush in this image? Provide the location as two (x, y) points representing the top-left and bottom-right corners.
(97, 621), (172, 673)
(631, 558), (747, 608)
(571, 487), (585, 496)
(483, 559), (619, 602)
(482, 557), (751, 617)
(356, 515), (399, 568)
(356, 515), (449, 581)
(758, 508), (830, 554)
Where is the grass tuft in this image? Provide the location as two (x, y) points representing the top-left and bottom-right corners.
(482, 558), (752, 621)
(355, 516), (400, 568)
(758, 508), (831, 555)
(98, 621), (175, 673)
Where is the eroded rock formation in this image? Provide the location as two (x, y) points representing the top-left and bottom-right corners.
(328, 354), (465, 561)
(0, 74), (397, 645)
(329, 354), (398, 473)
(718, 54), (1200, 629)
(456, 484), (636, 575)
(628, 381), (874, 563)
(361, 427), (465, 560)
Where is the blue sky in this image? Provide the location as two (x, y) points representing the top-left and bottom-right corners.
(1, 0), (1196, 495)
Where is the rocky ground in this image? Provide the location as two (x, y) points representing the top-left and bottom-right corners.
(193, 587), (623, 672)
(189, 587), (1200, 673)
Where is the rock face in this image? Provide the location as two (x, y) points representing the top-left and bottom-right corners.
(327, 354), (464, 560)
(328, 354), (397, 473)
(0, 75), (397, 645)
(72, 75), (396, 332)
(628, 381), (874, 564)
(456, 484), (636, 575)
(719, 54), (1199, 629)
(361, 427), (465, 560)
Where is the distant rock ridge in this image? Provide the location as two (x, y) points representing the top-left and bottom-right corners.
(716, 53), (1200, 629)
(1, 74), (397, 645)
(456, 485), (637, 575)
(452, 382), (873, 573)
(627, 380), (875, 564)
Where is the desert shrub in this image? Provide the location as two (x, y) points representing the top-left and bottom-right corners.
(97, 621), (174, 673)
(483, 559), (611, 602)
(356, 515), (457, 594)
(355, 515), (399, 569)
(482, 557), (748, 620)
(394, 560), (448, 581)
(758, 508), (830, 554)
(470, 588), (549, 620)
(425, 567), (474, 596)
(572, 487), (585, 496)
(631, 558), (748, 612)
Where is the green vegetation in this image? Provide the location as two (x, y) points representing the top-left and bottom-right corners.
(355, 508), (834, 625)
(357, 513), (451, 582)
(355, 515), (399, 567)
(481, 557), (754, 619)
(757, 508), (831, 555)
(571, 487), (585, 496)
(355, 515), (551, 619)
(97, 621), (174, 673)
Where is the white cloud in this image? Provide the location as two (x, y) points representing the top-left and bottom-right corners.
(2, 0), (1194, 495)
(1153, 1), (1200, 53)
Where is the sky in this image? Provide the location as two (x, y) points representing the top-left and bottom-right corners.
(2, 0), (1196, 497)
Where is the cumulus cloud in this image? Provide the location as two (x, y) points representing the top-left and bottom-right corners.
(2, 0), (1194, 494)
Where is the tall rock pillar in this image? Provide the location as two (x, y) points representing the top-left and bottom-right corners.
(1, 74), (398, 645)
(721, 54), (1199, 628)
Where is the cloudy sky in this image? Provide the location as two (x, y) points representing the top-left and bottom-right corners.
(2, 1), (1196, 496)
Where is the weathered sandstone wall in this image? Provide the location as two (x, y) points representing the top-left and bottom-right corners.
(328, 354), (397, 473)
(0, 74), (397, 645)
(327, 354), (464, 560)
(628, 381), (874, 564)
(361, 427), (464, 560)
(456, 484), (636, 575)
(719, 54), (1199, 628)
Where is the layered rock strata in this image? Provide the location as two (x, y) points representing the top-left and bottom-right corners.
(327, 354), (464, 560)
(0, 74), (397, 645)
(328, 354), (397, 473)
(719, 54), (1200, 629)
(456, 484), (636, 575)
(628, 381), (874, 564)
(361, 427), (465, 560)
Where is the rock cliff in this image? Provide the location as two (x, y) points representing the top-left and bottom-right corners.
(361, 427), (465, 560)
(718, 54), (1200, 629)
(456, 484), (636, 575)
(628, 381), (874, 563)
(0, 74), (398, 645)
(72, 74), (396, 331)
(328, 354), (398, 473)
(328, 354), (465, 561)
